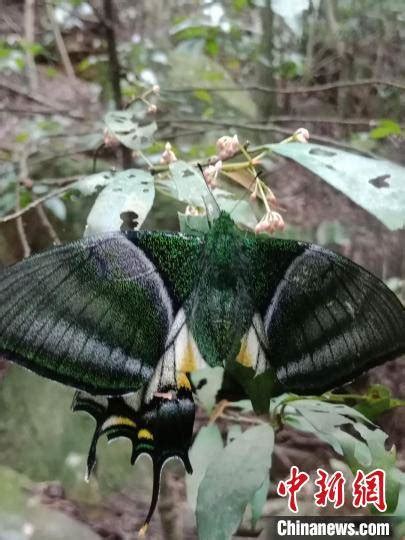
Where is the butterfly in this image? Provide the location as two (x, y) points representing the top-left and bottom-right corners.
(0, 207), (404, 532)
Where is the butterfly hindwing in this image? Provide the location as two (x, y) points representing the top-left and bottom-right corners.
(72, 381), (195, 529)
(0, 231), (202, 395)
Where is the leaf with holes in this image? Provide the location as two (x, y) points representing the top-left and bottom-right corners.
(169, 161), (208, 207)
(197, 424), (274, 540)
(280, 398), (401, 512)
(72, 171), (115, 196)
(264, 142), (405, 231)
(104, 111), (157, 150)
(84, 169), (155, 235)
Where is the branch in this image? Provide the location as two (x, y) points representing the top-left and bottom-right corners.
(158, 118), (375, 155)
(1, 184), (73, 224)
(0, 81), (84, 119)
(15, 152), (31, 258)
(24, 0), (39, 92)
(102, 0), (132, 169)
(46, 1), (77, 84)
(162, 78), (405, 95)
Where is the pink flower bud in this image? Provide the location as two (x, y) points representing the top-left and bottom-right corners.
(103, 127), (120, 149)
(293, 128), (310, 143)
(147, 104), (157, 114)
(152, 85), (160, 94)
(160, 142), (177, 164)
(216, 134), (240, 159)
(203, 160), (222, 187)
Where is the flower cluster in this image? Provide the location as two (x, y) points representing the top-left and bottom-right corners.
(203, 160), (222, 187)
(216, 134), (240, 160)
(255, 210), (285, 234)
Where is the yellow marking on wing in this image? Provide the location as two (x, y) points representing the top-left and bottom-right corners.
(180, 340), (197, 372)
(101, 416), (136, 431)
(177, 372), (192, 390)
(138, 428), (154, 441)
(236, 338), (253, 367)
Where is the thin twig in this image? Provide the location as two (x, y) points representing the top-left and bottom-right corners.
(0, 80), (84, 119)
(34, 203), (61, 244)
(46, 1), (77, 84)
(159, 118), (375, 155)
(1, 184), (73, 224)
(102, 0), (132, 169)
(39, 175), (81, 186)
(15, 153), (31, 257)
(162, 78), (405, 95)
(24, 0), (39, 92)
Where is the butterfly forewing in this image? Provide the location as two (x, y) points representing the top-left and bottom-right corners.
(0, 231), (202, 394)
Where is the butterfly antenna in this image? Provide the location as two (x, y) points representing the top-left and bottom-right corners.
(197, 163), (221, 217)
(228, 170), (261, 218)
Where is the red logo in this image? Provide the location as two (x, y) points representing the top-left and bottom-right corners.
(276, 465), (310, 513)
(314, 468), (346, 509)
(277, 467), (386, 513)
(352, 469), (387, 512)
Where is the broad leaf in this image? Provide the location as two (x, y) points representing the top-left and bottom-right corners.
(104, 111), (157, 150)
(266, 142), (405, 231)
(196, 424), (274, 540)
(178, 212), (210, 235)
(250, 475), (270, 528)
(72, 171), (115, 196)
(169, 160), (208, 207)
(214, 188), (257, 229)
(84, 169), (155, 235)
(186, 425), (224, 512)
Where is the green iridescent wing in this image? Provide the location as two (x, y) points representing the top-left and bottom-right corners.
(243, 234), (405, 394)
(0, 231), (203, 394)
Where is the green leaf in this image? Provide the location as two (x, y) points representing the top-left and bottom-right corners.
(280, 398), (401, 513)
(196, 424), (274, 540)
(266, 142), (405, 231)
(84, 169), (155, 235)
(178, 212), (210, 235)
(72, 171), (115, 196)
(169, 160), (208, 207)
(104, 111), (157, 150)
(186, 425), (224, 512)
(355, 385), (405, 421)
(214, 188), (258, 229)
(250, 475), (269, 528)
(193, 89), (212, 103)
(370, 119), (402, 140)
